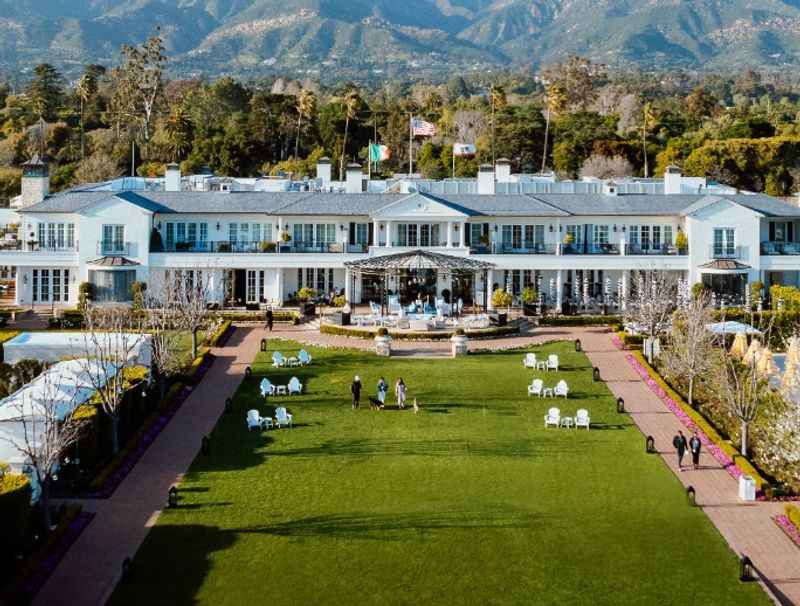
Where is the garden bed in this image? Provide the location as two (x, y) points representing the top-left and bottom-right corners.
(320, 321), (520, 340)
(774, 515), (800, 548)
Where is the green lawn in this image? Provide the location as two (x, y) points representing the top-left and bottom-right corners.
(109, 341), (768, 606)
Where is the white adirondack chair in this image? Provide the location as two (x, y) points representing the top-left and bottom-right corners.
(247, 409), (272, 430)
(272, 351), (286, 368)
(288, 376), (303, 394)
(544, 407), (560, 428)
(260, 378), (275, 397)
(547, 354), (559, 372)
(388, 295), (402, 315)
(298, 349), (312, 365)
(555, 380), (569, 398)
(275, 406), (293, 428)
(527, 378), (543, 397)
(523, 353), (537, 368)
(575, 409), (590, 429)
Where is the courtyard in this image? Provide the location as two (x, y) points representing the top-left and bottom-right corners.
(107, 339), (768, 606)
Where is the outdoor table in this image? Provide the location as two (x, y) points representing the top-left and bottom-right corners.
(542, 387), (554, 398)
(287, 357), (299, 367)
(276, 385), (288, 395)
(560, 417), (574, 429)
(536, 361), (547, 371)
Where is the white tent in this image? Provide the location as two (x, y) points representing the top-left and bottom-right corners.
(2, 331), (152, 367)
(705, 321), (762, 336)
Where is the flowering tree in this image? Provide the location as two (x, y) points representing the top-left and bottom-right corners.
(143, 283), (182, 399)
(623, 270), (679, 338)
(173, 271), (212, 359)
(782, 337), (800, 404)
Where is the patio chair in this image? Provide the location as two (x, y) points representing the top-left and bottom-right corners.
(528, 378), (543, 397)
(457, 298), (464, 315)
(298, 349), (312, 365)
(555, 380), (569, 398)
(544, 407), (560, 428)
(272, 351), (286, 368)
(275, 406), (293, 428)
(288, 376), (303, 395)
(575, 408), (590, 429)
(546, 354), (559, 372)
(406, 302), (418, 314)
(523, 353), (537, 368)
(388, 295), (402, 315)
(247, 409), (272, 431)
(260, 378), (275, 397)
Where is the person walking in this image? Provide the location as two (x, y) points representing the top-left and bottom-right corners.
(395, 378), (407, 409)
(266, 308), (274, 332)
(673, 430), (688, 471)
(377, 377), (388, 407)
(351, 375), (362, 410)
(689, 431), (702, 470)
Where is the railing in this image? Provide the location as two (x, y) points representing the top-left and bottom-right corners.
(390, 241), (451, 247)
(98, 241), (130, 255)
(761, 241), (800, 255)
(625, 244), (687, 256)
(710, 245), (741, 259)
(562, 243), (620, 255)
(157, 241), (347, 253)
(0, 240), (78, 253)
(488, 243), (557, 254)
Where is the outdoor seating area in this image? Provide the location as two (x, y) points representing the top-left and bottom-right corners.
(544, 407), (591, 429)
(272, 350), (312, 368)
(245, 406), (293, 430)
(259, 376), (303, 396)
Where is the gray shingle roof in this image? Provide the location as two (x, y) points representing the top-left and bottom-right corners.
(274, 193), (404, 215)
(531, 194), (703, 216)
(24, 192), (116, 213)
(723, 194), (800, 217)
(442, 194), (569, 216)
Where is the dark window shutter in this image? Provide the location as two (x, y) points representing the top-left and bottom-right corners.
(368, 223), (374, 246)
(349, 223), (355, 245)
(483, 223), (489, 237)
(465, 223), (471, 246)
(769, 222), (776, 241)
(789, 222), (794, 242)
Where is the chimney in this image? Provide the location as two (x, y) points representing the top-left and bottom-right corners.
(316, 156), (331, 186)
(495, 158), (511, 183)
(345, 163), (362, 194)
(19, 155), (49, 207)
(664, 165), (682, 195)
(165, 163), (181, 192)
(478, 164), (495, 195)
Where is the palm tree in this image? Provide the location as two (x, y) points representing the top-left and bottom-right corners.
(489, 85), (506, 165)
(541, 83), (567, 174)
(642, 101), (657, 178)
(165, 106), (192, 162)
(76, 73), (97, 162)
(294, 89), (317, 159)
(339, 89), (361, 181)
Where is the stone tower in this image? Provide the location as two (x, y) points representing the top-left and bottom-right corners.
(20, 154), (50, 207)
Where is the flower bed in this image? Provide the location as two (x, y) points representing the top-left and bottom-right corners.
(611, 334), (624, 350)
(774, 515), (800, 548)
(538, 314), (621, 327)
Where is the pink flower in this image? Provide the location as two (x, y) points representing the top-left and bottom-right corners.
(775, 515), (800, 546)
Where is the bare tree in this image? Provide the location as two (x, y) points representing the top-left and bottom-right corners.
(623, 270), (679, 340)
(143, 284), (182, 399)
(579, 154), (634, 180)
(77, 303), (145, 455)
(661, 292), (717, 406)
(172, 270), (212, 359)
(0, 363), (90, 529)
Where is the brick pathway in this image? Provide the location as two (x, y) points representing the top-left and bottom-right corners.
(32, 324), (800, 605)
(32, 326), (262, 606)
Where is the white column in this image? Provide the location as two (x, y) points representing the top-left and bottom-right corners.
(373, 220), (379, 247)
(459, 222), (466, 247)
(556, 269), (563, 313)
(621, 271), (629, 310)
(345, 267), (353, 303)
(446, 221), (453, 247)
(385, 221), (392, 247)
(275, 269), (284, 305)
(486, 269), (494, 310)
(620, 233), (626, 255)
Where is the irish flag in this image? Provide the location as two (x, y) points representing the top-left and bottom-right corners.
(369, 143), (391, 162)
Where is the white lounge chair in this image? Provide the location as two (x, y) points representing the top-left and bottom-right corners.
(523, 353), (537, 368)
(298, 349), (312, 365)
(260, 378), (275, 397)
(544, 407), (560, 428)
(575, 408), (590, 429)
(247, 409), (272, 431)
(547, 354), (559, 372)
(527, 378), (543, 397)
(275, 406), (293, 428)
(272, 351), (286, 368)
(288, 376), (303, 395)
(555, 380), (569, 398)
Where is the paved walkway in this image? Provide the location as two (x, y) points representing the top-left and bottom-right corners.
(33, 326), (262, 606)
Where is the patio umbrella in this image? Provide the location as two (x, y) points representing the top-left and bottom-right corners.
(742, 338), (763, 366)
(757, 348), (779, 380)
(730, 333), (748, 359)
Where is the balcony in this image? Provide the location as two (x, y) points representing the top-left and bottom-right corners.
(156, 241), (350, 254)
(761, 241), (800, 255)
(98, 241), (131, 256)
(562, 243), (620, 255)
(624, 244), (687, 256)
(473, 243), (557, 255)
(710, 245), (741, 259)
(0, 240), (78, 253)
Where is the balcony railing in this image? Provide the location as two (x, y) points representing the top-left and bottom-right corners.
(480, 243), (557, 254)
(711, 245), (741, 259)
(562, 243), (620, 255)
(761, 241), (800, 255)
(624, 244), (687, 256)
(98, 241), (130, 255)
(0, 240), (78, 253)
(157, 241), (349, 254)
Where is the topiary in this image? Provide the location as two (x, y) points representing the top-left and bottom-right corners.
(376, 327), (389, 337)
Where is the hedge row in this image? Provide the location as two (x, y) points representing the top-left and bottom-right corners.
(631, 350), (770, 492)
(616, 332), (644, 349)
(0, 466), (32, 570)
(538, 315), (622, 327)
(206, 320), (232, 347)
(320, 323), (520, 340)
(219, 310), (298, 322)
(786, 504), (800, 531)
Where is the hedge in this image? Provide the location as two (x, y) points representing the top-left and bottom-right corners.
(205, 320), (232, 347)
(218, 310), (298, 322)
(0, 466), (32, 567)
(320, 323), (520, 340)
(0, 330), (18, 364)
(616, 331), (644, 349)
(786, 504), (800, 531)
(538, 315), (622, 326)
(632, 350), (770, 492)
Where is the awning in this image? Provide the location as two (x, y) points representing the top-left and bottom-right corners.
(698, 259), (750, 271)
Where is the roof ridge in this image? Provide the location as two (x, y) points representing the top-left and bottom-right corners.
(269, 191), (319, 213)
(523, 193), (573, 216)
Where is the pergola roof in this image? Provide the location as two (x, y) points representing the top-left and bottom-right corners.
(87, 256), (140, 267)
(345, 249), (495, 275)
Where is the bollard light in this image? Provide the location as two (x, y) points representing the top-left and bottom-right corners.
(167, 486), (178, 508)
(592, 367), (601, 382)
(646, 435), (655, 454)
(260, 338), (267, 352)
(225, 397), (233, 414)
(575, 339), (582, 352)
(739, 555), (754, 582)
(245, 366), (252, 378)
(121, 556), (133, 581)
(616, 397), (625, 413)
(201, 435), (210, 455)
(687, 485), (696, 506)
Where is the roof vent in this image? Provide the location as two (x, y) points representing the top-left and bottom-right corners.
(602, 181), (619, 196)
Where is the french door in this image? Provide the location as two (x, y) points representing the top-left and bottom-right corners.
(31, 269), (70, 303)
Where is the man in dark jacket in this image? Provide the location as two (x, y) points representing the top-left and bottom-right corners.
(351, 375), (362, 409)
(266, 308), (274, 332)
(689, 431), (702, 470)
(673, 430), (688, 471)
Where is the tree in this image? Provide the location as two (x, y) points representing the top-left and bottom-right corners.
(28, 64), (63, 121)
(164, 106), (193, 162)
(339, 89), (361, 181)
(143, 284), (182, 399)
(76, 71), (99, 161)
(172, 270), (211, 359)
(0, 363), (89, 529)
(543, 56), (604, 112)
(489, 85), (506, 165)
(623, 271), (678, 340)
(661, 293), (717, 406)
(78, 303), (145, 455)
(294, 89), (316, 160)
(74, 153), (123, 185)
(541, 83), (566, 173)
(579, 154), (633, 179)
(641, 101), (657, 178)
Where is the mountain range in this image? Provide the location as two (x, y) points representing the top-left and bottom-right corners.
(3, 1), (800, 81)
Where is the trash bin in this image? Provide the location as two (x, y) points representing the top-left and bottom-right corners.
(738, 475), (756, 501)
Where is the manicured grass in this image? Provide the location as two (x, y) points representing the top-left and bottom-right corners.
(109, 341), (768, 606)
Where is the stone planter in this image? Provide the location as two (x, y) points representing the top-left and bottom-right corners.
(450, 334), (468, 357)
(374, 334), (392, 357)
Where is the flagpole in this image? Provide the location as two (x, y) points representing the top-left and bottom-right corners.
(368, 139), (372, 182)
(452, 145), (455, 179)
(409, 114), (413, 177)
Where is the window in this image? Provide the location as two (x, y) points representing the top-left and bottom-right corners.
(37, 224), (45, 246)
(652, 226), (661, 250)
(229, 223), (238, 243)
(471, 224), (483, 245)
(199, 223), (208, 245)
(501, 225), (512, 247)
(63, 269), (69, 301)
(40, 269), (49, 301)
(663, 226), (673, 247)
(187, 223), (197, 243)
(102, 225), (124, 253)
(432, 224), (440, 245)
(176, 223), (186, 243)
(534, 225), (545, 247)
(240, 223), (249, 242)
(420, 224), (430, 247)
(67, 224), (75, 248)
(640, 225), (650, 250)
(512, 225), (522, 249)
(252, 224), (260, 242)
(52, 269), (61, 302)
(247, 270), (257, 303)
(32, 270), (38, 302)
(714, 228), (735, 257)
(774, 222), (787, 242)
(47, 223), (56, 248)
(166, 223), (175, 246)
(89, 269), (136, 302)
(57, 224), (65, 248)
(293, 225), (303, 243)
(594, 225), (609, 245)
(566, 225), (582, 244)
(306, 268), (313, 288)
(407, 224), (418, 247)
(316, 269), (325, 292)
(629, 225), (639, 245)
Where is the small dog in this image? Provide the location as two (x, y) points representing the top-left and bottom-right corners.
(368, 396), (383, 410)
(412, 398), (419, 414)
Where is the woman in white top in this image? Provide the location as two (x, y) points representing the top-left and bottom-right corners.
(395, 378), (407, 409)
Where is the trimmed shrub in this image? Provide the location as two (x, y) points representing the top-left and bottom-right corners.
(491, 288), (512, 309)
(539, 315), (622, 326)
(321, 323), (519, 340)
(376, 327), (389, 337)
(78, 282), (93, 310)
(785, 504), (800, 530)
(332, 295), (346, 307)
(0, 464), (32, 566)
(617, 332), (644, 348)
(298, 287), (317, 302)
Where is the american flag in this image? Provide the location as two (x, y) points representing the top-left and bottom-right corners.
(411, 118), (436, 137)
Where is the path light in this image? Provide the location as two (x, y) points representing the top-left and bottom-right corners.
(167, 486), (178, 508)
(687, 485), (696, 506)
(616, 397), (625, 413)
(646, 435), (655, 454)
(225, 397), (233, 414)
(201, 435), (210, 455)
(739, 556), (754, 582)
(575, 339), (582, 352)
(260, 339), (267, 352)
(121, 556), (133, 581)
(245, 366), (252, 378)
(592, 367), (601, 382)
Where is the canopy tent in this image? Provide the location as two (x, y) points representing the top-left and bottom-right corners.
(705, 321), (762, 335)
(2, 331), (152, 366)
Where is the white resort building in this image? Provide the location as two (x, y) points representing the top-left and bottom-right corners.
(2, 156), (800, 311)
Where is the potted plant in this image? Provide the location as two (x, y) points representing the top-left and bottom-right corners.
(520, 287), (538, 316)
(450, 327), (468, 357)
(563, 232), (575, 253)
(260, 241), (276, 253)
(675, 229), (688, 253)
(279, 230), (292, 252)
